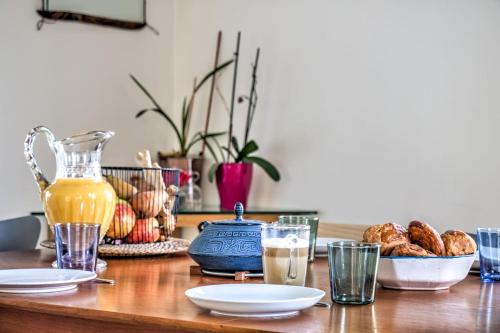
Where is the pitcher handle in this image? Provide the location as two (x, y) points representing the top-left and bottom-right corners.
(24, 126), (55, 193)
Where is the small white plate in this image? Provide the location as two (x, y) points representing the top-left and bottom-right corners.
(377, 254), (475, 290)
(185, 284), (325, 318)
(315, 237), (353, 256)
(0, 269), (96, 293)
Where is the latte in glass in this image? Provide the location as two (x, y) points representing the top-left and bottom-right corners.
(262, 237), (309, 286)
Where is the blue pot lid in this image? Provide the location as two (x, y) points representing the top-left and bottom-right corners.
(211, 202), (263, 226)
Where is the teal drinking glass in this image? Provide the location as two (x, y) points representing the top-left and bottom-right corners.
(327, 241), (380, 305)
(278, 215), (319, 262)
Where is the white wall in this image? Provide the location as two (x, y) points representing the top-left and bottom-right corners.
(174, 0), (500, 232)
(2, 0), (500, 234)
(0, 1), (175, 219)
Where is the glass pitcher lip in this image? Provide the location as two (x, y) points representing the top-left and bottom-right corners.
(58, 131), (115, 145)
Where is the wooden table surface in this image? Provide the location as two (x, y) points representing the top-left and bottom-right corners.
(0, 250), (498, 333)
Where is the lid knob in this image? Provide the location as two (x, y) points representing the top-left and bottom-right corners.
(234, 202), (244, 221)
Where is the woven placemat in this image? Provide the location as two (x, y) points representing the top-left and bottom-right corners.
(40, 238), (190, 257)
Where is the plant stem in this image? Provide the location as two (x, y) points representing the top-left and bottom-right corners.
(183, 77), (197, 154)
(244, 47), (260, 146)
(227, 31), (241, 161)
(201, 31), (222, 156)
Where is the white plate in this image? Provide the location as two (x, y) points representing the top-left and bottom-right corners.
(185, 284), (325, 318)
(315, 237), (353, 255)
(377, 254), (475, 290)
(0, 269), (96, 293)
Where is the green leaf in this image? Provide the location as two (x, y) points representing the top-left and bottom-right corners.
(186, 131), (226, 154)
(183, 95), (194, 137)
(238, 140), (259, 160)
(198, 134), (221, 163)
(195, 59), (234, 93)
(202, 131), (227, 140)
(181, 97), (188, 137)
(231, 136), (240, 154)
(130, 74), (162, 110)
(208, 163), (220, 183)
(205, 140), (220, 164)
(243, 156), (280, 181)
(178, 97), (189, 153)
(136, 109), (150, 118)
(185, 132), (201, 155)
(213, 137), (226, 163)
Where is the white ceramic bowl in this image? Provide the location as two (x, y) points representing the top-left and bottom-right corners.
(377, 254), (475, 290)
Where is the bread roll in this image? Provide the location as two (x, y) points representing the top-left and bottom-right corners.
(441, 230), (477, 256)
(363, 223), (410, 256)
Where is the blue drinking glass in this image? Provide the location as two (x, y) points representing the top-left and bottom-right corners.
(477, 228), (500, 282)
(55, 223), (100, 272)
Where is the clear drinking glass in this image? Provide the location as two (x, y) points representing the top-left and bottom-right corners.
(477, 228), (500, 282)
(278, 215), (319, 262)
(55, 223), (100, 272)
(261, 223), (310, 286)
(328, 241), (380, 305)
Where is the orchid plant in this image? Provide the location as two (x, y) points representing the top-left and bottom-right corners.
(130, 59), (233, 157)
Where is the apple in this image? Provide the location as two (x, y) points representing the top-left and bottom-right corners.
(126, 217), (160, 243)
(106, 199), (136, 239)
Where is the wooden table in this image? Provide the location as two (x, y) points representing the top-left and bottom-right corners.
(0, 250), (498, 333)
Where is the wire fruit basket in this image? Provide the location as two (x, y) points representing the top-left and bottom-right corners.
(101, 166), (180, 246)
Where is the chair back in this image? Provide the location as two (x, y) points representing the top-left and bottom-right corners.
(0, 216), (41, 252)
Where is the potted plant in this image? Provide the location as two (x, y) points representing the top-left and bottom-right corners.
(202, 34), (280, 210)
(130, 54), (233, 187)
(204, 136), (280, 211)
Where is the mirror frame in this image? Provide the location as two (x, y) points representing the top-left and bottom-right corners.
(37, 0), (154, 32)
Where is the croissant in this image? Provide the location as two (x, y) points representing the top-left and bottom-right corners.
(408, 221), (445, 256)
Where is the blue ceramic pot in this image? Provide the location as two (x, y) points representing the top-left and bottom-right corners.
(188, 203), (263, 272)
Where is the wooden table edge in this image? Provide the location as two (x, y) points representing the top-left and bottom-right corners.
(0, 298), (272, 333)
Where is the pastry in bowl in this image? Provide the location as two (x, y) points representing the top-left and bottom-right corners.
(363, 223), (409, 256)
(390, 243), (436, 257)
(441, 230), (477, 256)
(408, 221), (445, 256)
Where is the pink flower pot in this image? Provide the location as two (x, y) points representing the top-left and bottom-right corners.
(216, 163), (253, 211)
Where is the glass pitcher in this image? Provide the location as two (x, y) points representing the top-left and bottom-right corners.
(25, 126), (116, 240)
